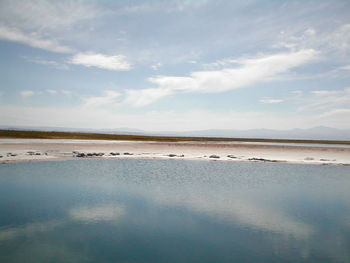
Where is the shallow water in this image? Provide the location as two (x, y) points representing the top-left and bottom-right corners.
(184, 140), (350, 148)
(0, 159), (349, 263)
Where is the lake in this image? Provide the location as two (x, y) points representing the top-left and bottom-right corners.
(0, 159), (349, 262)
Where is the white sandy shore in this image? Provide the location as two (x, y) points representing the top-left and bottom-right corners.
(0, 139), (349, 165)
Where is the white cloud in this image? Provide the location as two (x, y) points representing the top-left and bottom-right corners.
(20, 90), (35, 98)
(82, 90), (121, 107)
(0, 25), (73, 53)
(125, 49), (317, 106)
(46, 89), (57, 95)
(260, 98), (284, 104)
(69, 52), (132, 71)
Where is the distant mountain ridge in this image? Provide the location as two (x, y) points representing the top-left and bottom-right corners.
(163, 126), (350, 141)
(0, 125), (349, 141)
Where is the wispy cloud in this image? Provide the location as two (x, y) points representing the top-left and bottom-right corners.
(69, 52), (132, 71)
(46, 89), (57, 94)
(23, 56), (69, 70)
(0, 25), (73, 53)
(125, 49), (317, 106)
(61, 89), (72, 95)
(339, 65), (350, 71)
(82, 90), (121, 107)
(319, 108), (350, 118)
(20, 90), (34, 98)
(0, 0), (96, 30)
(0, 1), (97, 54)
(151, 62), (162, 70)
(0, 106), (315, 130)
(123, 88), (173, 107)
(260, 98), (284, 104)
(20, 89), (72, 98)
(300, 88), (350, 112)
(277, 24), (350, 56)
(291, 90), (303, 96)
(311, 90), (343, 96)
(46, 89), (72, 95)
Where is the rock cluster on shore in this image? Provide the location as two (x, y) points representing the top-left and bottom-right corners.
(74, 152), (104, 157)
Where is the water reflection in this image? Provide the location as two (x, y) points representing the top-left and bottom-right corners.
(68, 204), (125, 223)
(0, 203), (125, 242)
(0, 220), (63, 242)
(0, 159), (349, 262)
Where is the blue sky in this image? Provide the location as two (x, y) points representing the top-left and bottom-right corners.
(0, 0), (349, 131)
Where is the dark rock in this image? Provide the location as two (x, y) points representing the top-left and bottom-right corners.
(248, 158), (267, 161)
(168, 154), (177, 157)
(123, 152), (133, 155)
(227, 155), (237, 159)
(209, 155), (220, 159)
(110, 152), (120, 156)
(76, 153), (86, 157)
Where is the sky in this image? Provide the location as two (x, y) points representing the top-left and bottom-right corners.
(0, 0), (350, 131)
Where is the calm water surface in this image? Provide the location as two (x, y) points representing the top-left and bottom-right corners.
(0, 159), (349, 262)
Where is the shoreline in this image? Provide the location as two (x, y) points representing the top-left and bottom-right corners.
(1, 139), (350, 166)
